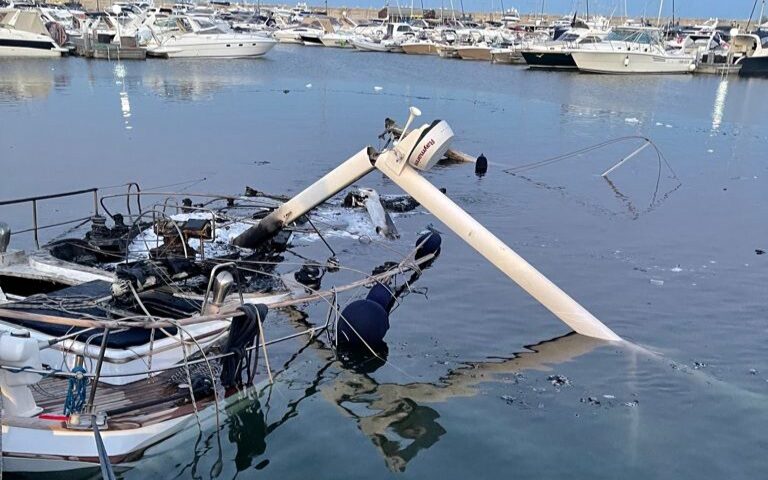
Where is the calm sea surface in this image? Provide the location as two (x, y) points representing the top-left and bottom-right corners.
(1, 46), (767, 479)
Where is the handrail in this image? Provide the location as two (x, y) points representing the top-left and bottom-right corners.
(0, 187), (98, 207)
(0, 188), (99, 249)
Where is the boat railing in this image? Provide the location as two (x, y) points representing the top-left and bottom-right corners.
(0, 187), (100, 249)
(0, 185), (275, 251)
(0, 183), (145, 249)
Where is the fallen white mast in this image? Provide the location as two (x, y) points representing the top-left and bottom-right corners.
(234, 109), (621, 342)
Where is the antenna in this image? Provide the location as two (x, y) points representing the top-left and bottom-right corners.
(399, 106), (422, 140)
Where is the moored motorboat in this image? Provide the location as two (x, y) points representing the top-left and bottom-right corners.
(320, 31), (354, 48)
(571, 27), (696, 74)
(456, 43), (493, 61)
(491, 47), (524, 64)
(736, 32), (768, 77)
(401, 39), (438, 55)
(436, 44), (460, 58)
(0, 9), (68, 58)
(147, 15), (275, 58)
(521, 27), (608, 69)
(351, 35), (389, 52)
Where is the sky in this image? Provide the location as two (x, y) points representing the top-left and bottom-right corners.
(313, 1), (765, 21)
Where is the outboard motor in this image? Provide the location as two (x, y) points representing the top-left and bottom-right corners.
(0, 222), (10, 253)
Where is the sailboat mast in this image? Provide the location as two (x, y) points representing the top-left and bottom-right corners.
(656, 0), (664, 26)
(672, 0), (675, 25)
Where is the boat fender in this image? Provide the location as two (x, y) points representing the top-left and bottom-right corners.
(337, 299), (389, 352)
(366, 282), (398, 313)
(475, 153), (488, 176)
(415, 230), (442, 260)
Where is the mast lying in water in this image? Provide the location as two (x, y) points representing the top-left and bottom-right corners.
(234, 108), (621, 342)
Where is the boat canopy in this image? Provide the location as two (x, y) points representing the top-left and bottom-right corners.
(0, 9), (50, 36)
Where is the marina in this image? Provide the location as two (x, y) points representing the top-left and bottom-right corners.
(0, 1), (767, 74)
(1, 0), (768, 479)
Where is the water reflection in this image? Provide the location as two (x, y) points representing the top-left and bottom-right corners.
(137, 325), (607, 479)
(711, 78), (729, 132)
(0, 61), (54, 102)
(298, 323), (606, 472)
(114, 63), (133, 130)
(142, 62), (267, 102)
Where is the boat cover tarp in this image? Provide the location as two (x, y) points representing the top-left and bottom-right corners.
(0, 10), (50, 36)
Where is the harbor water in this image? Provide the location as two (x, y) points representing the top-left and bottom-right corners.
(1, 45), (767, 479)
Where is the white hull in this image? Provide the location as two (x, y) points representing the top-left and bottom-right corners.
(571, 50), (695, 74)
(1, 384), (263, 474)
(401, 42), (438, 55)
(351, 37), (389, 52)
(320, 36), (353, 48)
(0, 22), (65, 58)
(150, 38), (275, 58)
(456, 46), (492, 61)
(0, 45), (63, 58)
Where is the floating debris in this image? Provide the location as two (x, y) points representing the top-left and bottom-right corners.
(603, 394), (616, 399)
(650, 278), (664, 286)
(373, 86), (383, 91)
(623, 400), (639, 407)
(581, 396), (601, 406)
(624, 117), (640, 124)
(693, 361), (707, 369)
(547, 374), (571, 387)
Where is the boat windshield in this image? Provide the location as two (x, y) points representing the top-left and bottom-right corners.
(193, 18), (227, 33)
(604, 28), (658, 44)
(558, 33), (580, 42)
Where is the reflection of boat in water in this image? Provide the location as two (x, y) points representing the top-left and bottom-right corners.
(0, 61), (54, 101)
(142, 65), (265, 101)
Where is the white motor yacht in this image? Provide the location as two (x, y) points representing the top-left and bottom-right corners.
(571, 27), (696, 74)
(521, 26), (608, 68)
(320, 31), (354, 48)
(147, 15), (275, 58)
(0, 9), (68, 57)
